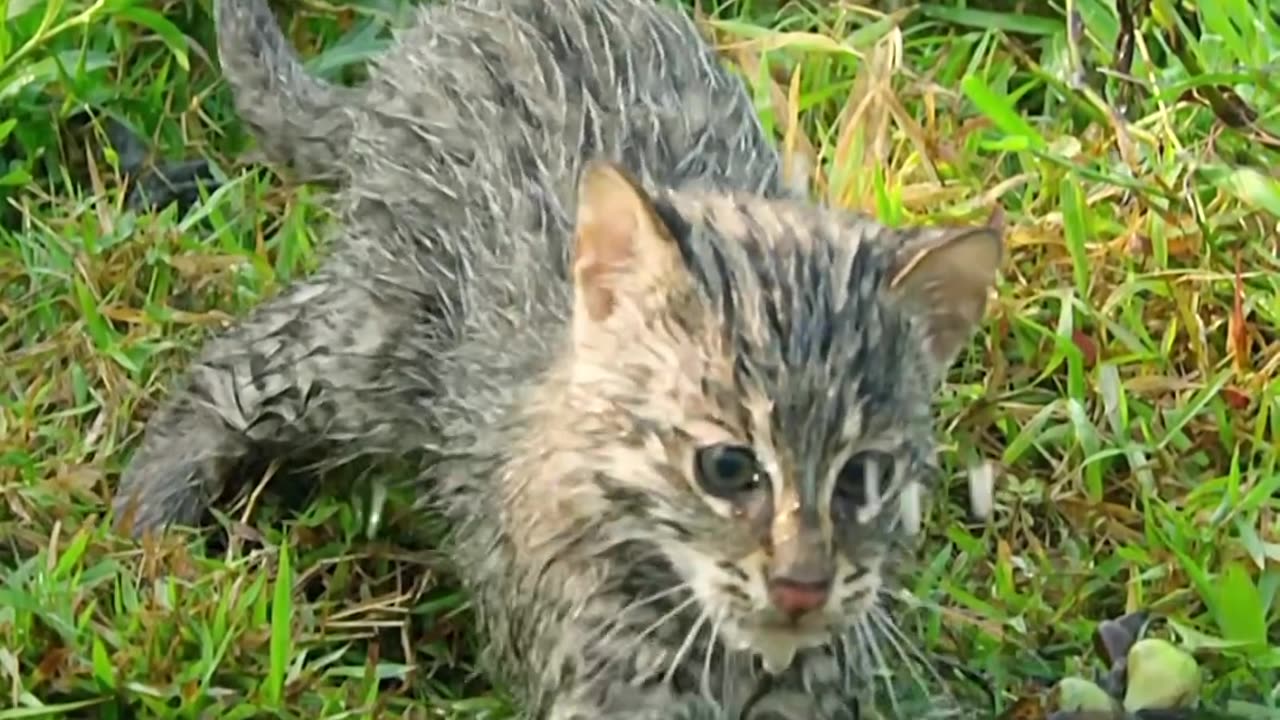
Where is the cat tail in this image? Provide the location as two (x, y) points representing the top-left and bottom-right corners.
(215, 0), (363, 183)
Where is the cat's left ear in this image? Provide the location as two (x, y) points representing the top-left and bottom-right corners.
(888, 209), (1004, 370)
(570, 160), (687, 344)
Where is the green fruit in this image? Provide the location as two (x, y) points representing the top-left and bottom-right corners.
(1123, 637), (1202, 711)
(1051, 676), (1120, 713)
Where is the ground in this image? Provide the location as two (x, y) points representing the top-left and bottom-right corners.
(1, 0), (1278, 718)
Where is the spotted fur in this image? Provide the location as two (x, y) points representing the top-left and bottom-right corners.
(112, 1), (1004, 718)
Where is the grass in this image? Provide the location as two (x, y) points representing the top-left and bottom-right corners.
(2, 0), (1279, 717)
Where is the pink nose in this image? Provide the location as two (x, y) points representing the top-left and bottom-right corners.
(767, 580), (830, 617)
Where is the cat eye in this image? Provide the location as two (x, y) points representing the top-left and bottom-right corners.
(834, 450), (897, 510)
(694, 443), (764, 498)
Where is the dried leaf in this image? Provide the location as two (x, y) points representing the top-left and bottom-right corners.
(1000, 695), (1047, 720)
(1228, 254), (1250, 374)
(1093, 610), (1150, 666)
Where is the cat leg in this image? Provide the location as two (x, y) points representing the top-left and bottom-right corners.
(744, 689), (858, 720)
(539, 632), (856, 720)
(549, 683), (855, 720)
(112, 265), (434, 537)
(548, 684), (723, 720)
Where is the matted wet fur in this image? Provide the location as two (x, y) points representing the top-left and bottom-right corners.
(111, 0), (1005, 717)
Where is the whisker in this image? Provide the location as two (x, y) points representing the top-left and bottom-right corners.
(585, 592), (701, 685)
(627, 582), (695, 611)
(870, 604), (948, 690)
(875, 599), (947, 671)
(663, 610), (709, 684)
(849, 621), (877, 705)
(700, 612), (724, 700)
(835, 631), (856, 693)
(868, 606), (934, 696)
(590, 582), (693, 647)
(858, 617), (900, 716)
(628, 593), (700, 649)
(880, 585), (938, 614)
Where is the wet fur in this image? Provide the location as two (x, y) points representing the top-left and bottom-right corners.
(112, 1), (1002, 718)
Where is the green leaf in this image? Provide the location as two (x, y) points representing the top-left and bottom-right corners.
(1216, 166), (1280, 219)
(961, 74), (1047, 150)
(91, 636), (116, 690)
(0, 700), (110, 719)
(1197, 0), (1250, 68)
(5, 0), (44, 21)
(0, 50), (113, 101)
(111, 6), (189, 71)
(1215, 562), (1268, 651)
(50, 525), (91, 580)
(919, 5), (1063, 35)
(1059, 176), (1091, 299)
(266, 540), (294, 706)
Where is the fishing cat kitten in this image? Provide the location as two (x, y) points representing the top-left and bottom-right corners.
(112, 0), (1004, 717)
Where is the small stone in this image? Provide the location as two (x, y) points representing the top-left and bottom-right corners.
(1123, 638), (1201, 711)
(1051, 676), (1121, 713)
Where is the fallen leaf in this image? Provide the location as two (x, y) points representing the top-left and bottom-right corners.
(1072, 330), (1099, 366)
(1222, 387), (1250, 410)
(1000, 695), (1047, 720)
(1228, 254), (1250, 374)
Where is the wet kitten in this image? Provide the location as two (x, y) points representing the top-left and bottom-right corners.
(112, 0), (1003, 717)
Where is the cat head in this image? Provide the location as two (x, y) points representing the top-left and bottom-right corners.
(560, 160), (1002, 673)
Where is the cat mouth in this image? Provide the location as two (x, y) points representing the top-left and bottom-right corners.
(753, 607), (833, 633)
(731, 623), (832, 675)
(741, 614), (833, 649)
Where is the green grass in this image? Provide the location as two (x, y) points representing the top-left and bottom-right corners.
(2, 0), (1279, 717)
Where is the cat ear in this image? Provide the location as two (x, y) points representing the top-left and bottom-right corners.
(571, 160), (686, 337)
(888, 210), (1004, 370)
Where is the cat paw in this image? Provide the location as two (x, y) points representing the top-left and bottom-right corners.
(112, 418), (248, 537)
(746, 690), (855, 720)
(548, 687), (724, 720)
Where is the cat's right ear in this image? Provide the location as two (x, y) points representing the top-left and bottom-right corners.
(570, 160), (686, 343)
(886, 208), (1004, 372)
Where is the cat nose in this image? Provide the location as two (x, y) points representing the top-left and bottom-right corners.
(767, 577), (831, 617)
(765, 520), (834, 618)
(765, 515), (833, 618)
